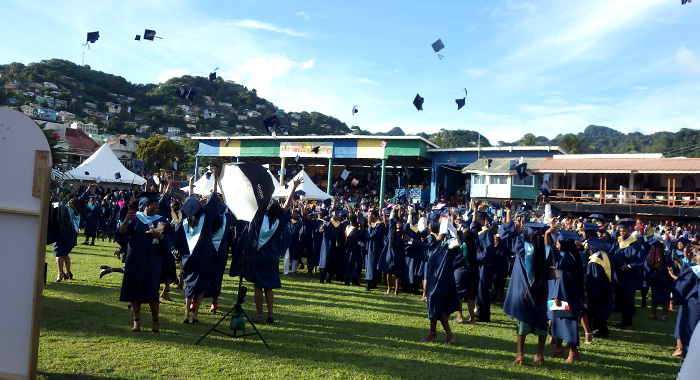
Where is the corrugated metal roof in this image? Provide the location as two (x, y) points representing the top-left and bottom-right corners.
(462, 157), (547, 173)
(533, 157), (700, 173)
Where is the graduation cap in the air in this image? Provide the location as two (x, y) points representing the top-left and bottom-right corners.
(431, 39), (445, 60)
(114, 172), (121, 180)
(225, 137), (231, 147)
(143, 29), (160, 41)
(134, 35), (141, 40)
(515, 163), (529, 180)
(489, 201), (501, 210)
(311, 145), (320, 154)
(119, 138), (127, 146)
(456, 88), (468, 110)
(205, 171), (212, 180)
(413, 94), (424, 111)
(523, 222), (548, 236)
(538, 182), (551, 196)
(85, 31), (99, 45)
(263, 115), (280, 135)
(279, 126), (289, 136)
(132, 158), (146, 173)
(682, 0), (691, 4)
(209, 72), (216, 81)
(84, 171), (90, 175)
(509, 160), (517, 171)
(588, 214), (606, 220)
(352, 105), (358, 116)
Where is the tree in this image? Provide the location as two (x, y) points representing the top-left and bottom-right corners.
(518, 133), (537, 146)
(135, 136), (184, 171)
(558, 134), (588, 154)
(386, 127), (405, 136)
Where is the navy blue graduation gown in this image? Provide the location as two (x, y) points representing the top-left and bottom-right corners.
(404, 223), (426, 284)
(205, 200), (234, 299)
(175, 202), (215, 299)
(249, 212), (290, 289)
(365, 221), (386, 281)
(644, 248), (674, 305)
(119, 213), (169, 303)
(344, 226), (366, 279)
(319, 220), (345, 272)
(549, 250), (584, 346)
(287, 219), (305, 261)
(673, 267), (700, 351)
(476, 228), (496, 306)
(585, 251), (616, 322)
(308, 219), (324, 268)
(426, 240), (460, 319)
(454, 232), (479, 300)
(52, 204), (79, 257)
(502, 230), (549, 331)
(377, 218), (405, 276)
(612, 236), (647, 316)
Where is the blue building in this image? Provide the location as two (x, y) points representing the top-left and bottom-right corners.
(36, 108), (57, 121)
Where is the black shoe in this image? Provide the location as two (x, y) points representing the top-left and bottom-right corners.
(352, 281), (361, 286)
(365, 283), (371, 291)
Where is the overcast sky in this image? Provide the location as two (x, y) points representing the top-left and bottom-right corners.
(2, 0), (698, 143)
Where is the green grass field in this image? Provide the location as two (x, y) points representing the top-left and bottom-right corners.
(38, 239), (683, 380)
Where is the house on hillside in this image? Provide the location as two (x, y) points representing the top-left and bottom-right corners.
(56, 111), (75, 123)
(70, 121), (99, 135)
(256, 104), (266, 109)
(150, 105), (164, 111)
(43, 82), (58, 89)
(20, 105), (36, 117)
(36, 108), (57, 121)
(186, 123), (197, 129)
(4, 83), (20, 90)
(106, 135), (138, 168)
(205, 99), (215, 106)
(246, 110), (261, 118)
(167, 127), (180, 134)
(35, 95), (55, 108)
(55, 99), (68, 109)
(237, 115), (247, 121)
(184, 115), (199, 123)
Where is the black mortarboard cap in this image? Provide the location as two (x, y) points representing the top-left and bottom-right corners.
(674, 237), (690, 246)
(497, 221), (516, 239)
(456, 97), (466, 110)
(114, 172), (121, 180)
(413, 94), (424, 111)
(397, 193), (407, 204)
(137, 191), (159, 204)
(205, 171), (212, 180)
(339, 209), (350, 216)
(431, 39), (445, 59)
(489, 201), (501, 210)
(143, 29), (157, 41)
(509, 160), (517, 171)
(132, 158), (146, 173)
(322, 198), (332, 207)
(311, 145), (320, 154)
(180, 195), (203, 217)
(523, 222), (548, 236)
(617, 217), (635, 226)
(352, 105), (358, 115)
(515, 163), (529, 180)
(538, 182), (551, 196)
(477, 211), (493, 222)
(134, 35), (141, 41)
(295, 190), (306, 197)
(263, 115), (280, 134)
(87, 31), (99, 44)
(588, 238), (612, 253)
(84, 171), (90, 175)
(583, 222), (601, 232)
(176, 85), (187, 99)
(558, 230), (582, 242)
(120, 138), (127, 146)
(279, 126), (289, 136)
(588, 214), (606, 220)
(209, 72), (216, 81)
(647, 237), (664, 247)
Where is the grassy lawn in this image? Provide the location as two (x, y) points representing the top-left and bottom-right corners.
(38, 239), (682, 380)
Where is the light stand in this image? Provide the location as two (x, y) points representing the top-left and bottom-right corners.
(195, 276), (270, 349)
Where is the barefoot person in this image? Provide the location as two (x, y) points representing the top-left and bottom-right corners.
(117, 192), (169, 333)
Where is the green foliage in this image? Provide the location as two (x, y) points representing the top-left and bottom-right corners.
(135, 136), (184, 171)
(386, 126), (406, 136)
(40, 125), (68, 163)
(518, 133), (538, 146)
(430, 129), (490, 148)
(558, 134), (588, 154)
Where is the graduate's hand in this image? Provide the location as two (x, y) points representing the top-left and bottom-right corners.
(620, 265), (630, 271)
(554, 299), (561, 307)
(147, 229), (162, 240)
(667, 267), (675, 277)
(125, 211), (135, 222)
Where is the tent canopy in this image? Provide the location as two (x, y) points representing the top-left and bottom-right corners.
(66, 144), (146, 185)
(272, 170), (331, 200)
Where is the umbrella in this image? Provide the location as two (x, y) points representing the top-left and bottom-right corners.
(219, 162), (275, 221)
(588, 214), (606, 220)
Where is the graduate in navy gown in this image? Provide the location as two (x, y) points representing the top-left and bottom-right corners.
(82, 193), (101, 246)
(378, 206), (406, 295)
(670, 250), (700, 357)
(547, 230), (585, 364)
(52, 195), (81, 282)
(343, 214), (366, 286)
(155, 177), (178, 301)
(672, 239), (696, 356)
(318, 208), (346, 284)
(421, 220), (458, 345)
(204, 193), (234, 313)
(283, 206), (305, 276)
(118, 192), (169, 333)
(454, 226), (478, 324)
(307, 211), (325, 275)
(243, 177), (301, 323)
(585, 238), (616, 340)
(501, 213), (550, 366)
(612, 221), (647, 329)
(474, 211), (496, 322)
(644, 238), (674, 321)
(364, 209), (385, 290)
(403, 208), (426, 294)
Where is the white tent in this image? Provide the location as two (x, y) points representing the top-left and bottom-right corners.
(66, 144), (146, 185)
(183, 170), (280, 196)
(272, 170), (331, 200)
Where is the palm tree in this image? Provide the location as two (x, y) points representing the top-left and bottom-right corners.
(558, 134), (587, 154)
(519, 133), (537, 146)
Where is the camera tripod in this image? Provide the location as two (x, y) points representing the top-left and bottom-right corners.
(195, 277), (270, 349)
